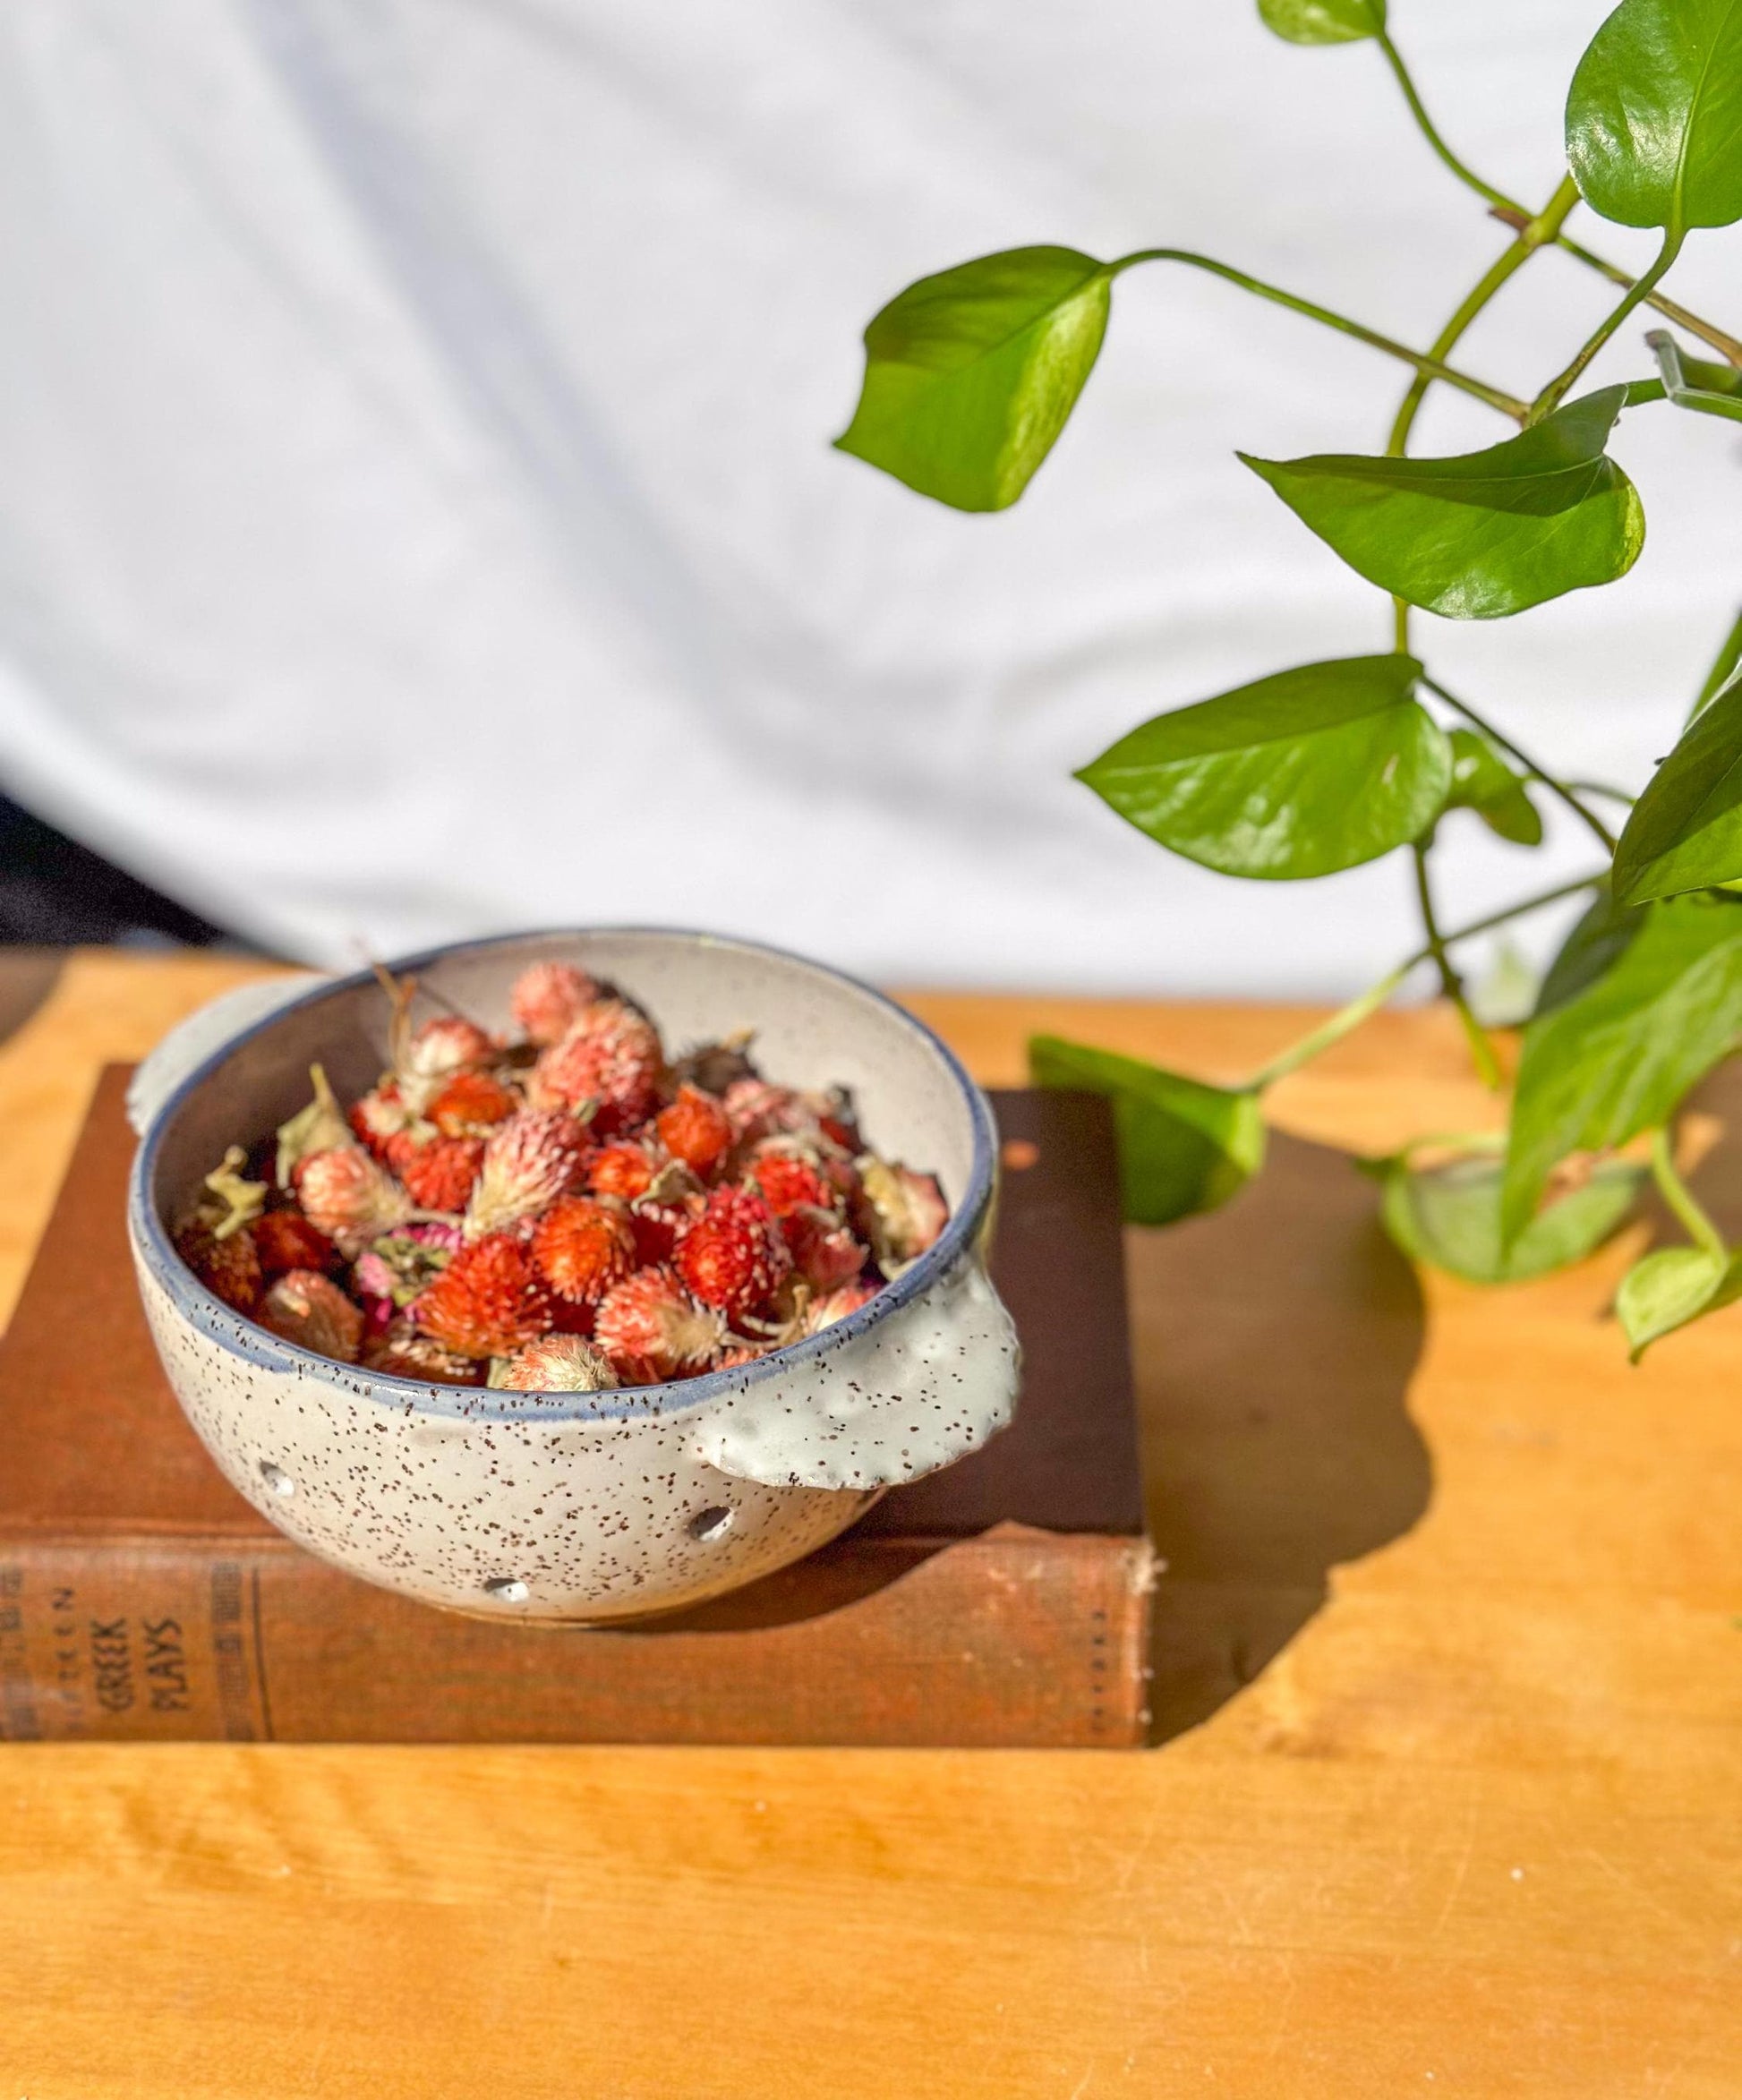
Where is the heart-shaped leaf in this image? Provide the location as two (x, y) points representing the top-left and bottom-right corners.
(1645, 329), (1742, 423)
(1616, 1243), (1742, 1359)
(1613, 665), (1742, 902)
(1377, 1149), (1643, 1285)
(1567, 0), (1742, 235)
(1076, 654), (1449, 879)
(1029, 1036), (1266, 1225)
(1258, 0), (1386, 43)
(1241, 388), (1645, 619)
(1446, 729), (1543, 847)
(835, 247), (1111, 511)
(1502, 894), (1742, 1243)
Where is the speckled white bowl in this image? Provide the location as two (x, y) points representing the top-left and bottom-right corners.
(127, 930), (1020, 1623)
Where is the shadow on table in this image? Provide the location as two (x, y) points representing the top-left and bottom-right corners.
(1127, 1127), (1432, 1746)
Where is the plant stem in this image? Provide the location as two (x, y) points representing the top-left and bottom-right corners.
(1384, 177), (1583, 652)
(1413, 841), (1504, 1088)
(1113, 251), (1526, 419)
(1377, 29), (1742, 371)
(1489, 211), (1742, 369)
(1420, 675), (1618, 852)
(1649, 1125), (1727, 1260)
(1242, 872), (1605, 1093)
(1375, 32), (1515, 213)
(1439, 873), (1607, 946)
(1529, 231), (1686, 423)
(1388, 178), (1582, 460)
(1245, 960), (1414, 1089)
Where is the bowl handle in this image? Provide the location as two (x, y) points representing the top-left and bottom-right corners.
(688, 1255), (1022, 1493)
(126, 973), (331, 1137)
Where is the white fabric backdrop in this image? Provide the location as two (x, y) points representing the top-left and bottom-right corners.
(0, 0), (1738, 991)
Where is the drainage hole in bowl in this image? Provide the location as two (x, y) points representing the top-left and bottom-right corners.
(688, 1506), (733, 1543)
(258, 1461), (296, 1499)
(483, 1576), (530, 1603)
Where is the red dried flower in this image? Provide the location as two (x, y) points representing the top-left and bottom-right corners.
(175, 1220), (263, 1315)
(258, 1268), (365, 1362)
(427, 1069), (518, 1138)
(593, 1266), (725, 1384)
(412, 1234), (555, 1360)
(749, 1150), (835, 1221)
(531, 1196), (637, 1307)
(252, 1210), (339, 1280)
(396, 1134), (486, 1215)
(674, 1187), (790, 1321)
(585, 1140), (658, 1202)
(655, 1083), (734, 1181)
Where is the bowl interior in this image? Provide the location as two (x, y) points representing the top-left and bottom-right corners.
(149, 931), (984, 1241)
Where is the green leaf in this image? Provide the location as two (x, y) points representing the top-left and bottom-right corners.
(1567, 0), (1742, 235)
(1615, 1243), (1742, 1359)
(1533, 888), (1645, 1016)
(1645, 329), (1742, 423)
(1613, 666), (1742, 902)
(834, 247), (1111, 511)
(1502, 894), (1742, 1242)
(1445, 728), (1543, 847)
(1029, 1035), (1266, 1226)
(275, 1063), (354, 1187)
(1693, 606), (1742, 719)
(1076, 654), (1449, 879)
(1378, 1150), (1643, 1285)
(1258, 0), (1385, 43)
(1240, 388), (1645, 619)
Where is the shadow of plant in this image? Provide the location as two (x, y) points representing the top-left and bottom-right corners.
(1126, 1129), (1432, 1744)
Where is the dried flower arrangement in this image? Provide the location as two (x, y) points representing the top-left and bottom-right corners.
(173, 961), (949, 1393)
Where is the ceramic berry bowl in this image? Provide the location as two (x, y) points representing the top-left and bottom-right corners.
(126, 930), (1020, 1623)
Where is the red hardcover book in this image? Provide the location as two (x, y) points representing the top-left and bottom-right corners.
(0, 1068), (1153, 1746)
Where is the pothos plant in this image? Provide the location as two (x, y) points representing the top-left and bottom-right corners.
(833, 0), (1742, 1360)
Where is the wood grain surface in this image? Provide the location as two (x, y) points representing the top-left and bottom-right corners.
(1, 951), (1737, 2099)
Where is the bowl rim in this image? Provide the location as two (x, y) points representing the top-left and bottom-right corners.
(130, 925), (999, 1424)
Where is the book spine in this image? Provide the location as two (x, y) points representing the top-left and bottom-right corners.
(0, 1528), (1154, 1748)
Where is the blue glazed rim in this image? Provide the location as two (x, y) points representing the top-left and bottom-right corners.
(130, 926), (999, 1424)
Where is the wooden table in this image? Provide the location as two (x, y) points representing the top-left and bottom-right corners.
(0, 951), (1735, 2098)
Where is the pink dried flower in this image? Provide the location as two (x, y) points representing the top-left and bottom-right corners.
(804, 1279), (879, 1335)
(297, 1148), (414, 1253)
(493, 1334), (619, 1392)
(464, 1109), (593, 1240)
(858, 1156), (949, 1267)
(363, 1319), (483, 1386)
(258, 1268), (365, 1362)
(593, 1267), (725, 1384)
(529, 1001), (662, 1135)
(782, 1206), (868, 1293)
(511, 960), (602, 1047)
